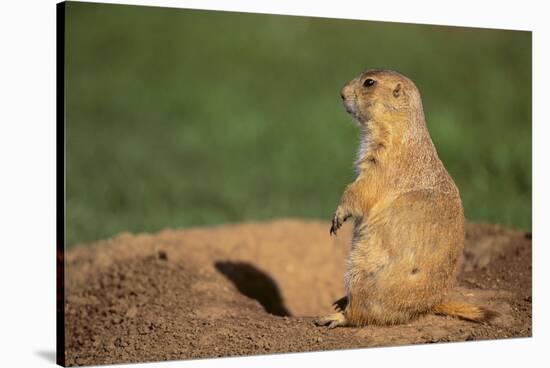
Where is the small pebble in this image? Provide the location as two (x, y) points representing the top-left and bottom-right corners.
(158, 250), (167, 260)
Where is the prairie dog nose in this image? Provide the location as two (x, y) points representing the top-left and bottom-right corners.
(340, 84), (353, 100)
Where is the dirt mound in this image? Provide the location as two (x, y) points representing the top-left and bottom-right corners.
(64, 219), (532, 366)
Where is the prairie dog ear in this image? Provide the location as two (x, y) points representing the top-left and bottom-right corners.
(393, 83), (402, 98)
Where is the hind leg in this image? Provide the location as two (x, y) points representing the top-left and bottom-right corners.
(315, 312), (348, 329)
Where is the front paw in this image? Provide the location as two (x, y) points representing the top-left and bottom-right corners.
(330, 214), (342, 236)
(330, 210), (348, 236)
(332, 296), (348, 312)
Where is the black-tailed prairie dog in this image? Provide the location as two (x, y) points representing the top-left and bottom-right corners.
(316, 69), (495, 328)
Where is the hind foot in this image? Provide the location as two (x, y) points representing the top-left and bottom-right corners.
(315, 312), (348, 329)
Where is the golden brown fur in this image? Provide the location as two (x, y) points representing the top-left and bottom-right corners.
(315, 69), (495, 328)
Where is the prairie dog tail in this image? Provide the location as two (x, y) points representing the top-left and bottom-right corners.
(433, 301), (498, 323)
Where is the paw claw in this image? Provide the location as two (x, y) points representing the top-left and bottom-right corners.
(330, 214), (342, 236)
(332, 296), (348, 312)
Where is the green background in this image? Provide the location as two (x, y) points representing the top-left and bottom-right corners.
(65, 2), (532, 247)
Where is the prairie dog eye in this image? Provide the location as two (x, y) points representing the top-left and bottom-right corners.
(363, 78), (376, 87)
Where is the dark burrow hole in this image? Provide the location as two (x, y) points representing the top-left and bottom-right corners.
(214, 261), (291, 317)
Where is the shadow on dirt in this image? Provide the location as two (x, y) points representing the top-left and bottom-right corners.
(214, 261), (291, 317)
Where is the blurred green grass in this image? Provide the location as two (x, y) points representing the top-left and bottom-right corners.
(65, 2), (532, 247)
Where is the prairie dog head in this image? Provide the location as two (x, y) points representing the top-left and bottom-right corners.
(340, 69), (423, 128)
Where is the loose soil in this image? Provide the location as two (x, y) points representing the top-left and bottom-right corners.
(64, 219), (532, 366)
